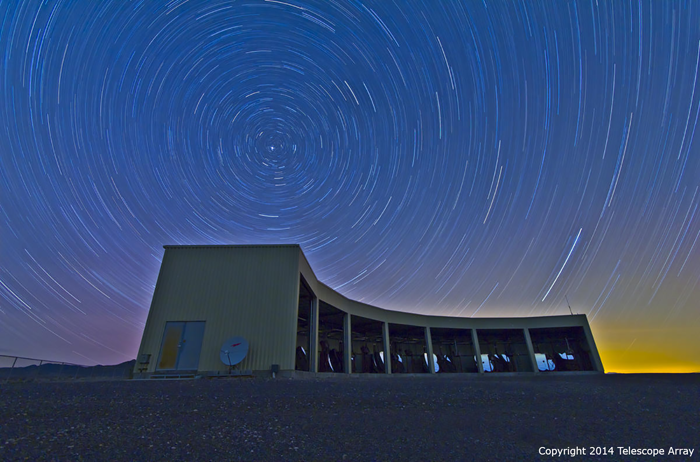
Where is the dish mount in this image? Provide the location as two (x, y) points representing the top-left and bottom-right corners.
(220, 336), (249, 374)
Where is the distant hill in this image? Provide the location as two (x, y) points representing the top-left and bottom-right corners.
(1, 359), (136, 381)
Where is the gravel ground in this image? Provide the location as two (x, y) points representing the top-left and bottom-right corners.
(0, 373), (697, 461)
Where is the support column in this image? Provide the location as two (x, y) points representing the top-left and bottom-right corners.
(382, 322), (391, 374)
(471, 329), (484, 374)
(523, 328), (539, 373)
(425, 327), (435, 373)
(343, 313), (352, 374)
(582, 322), (605, 372)
(310, 297), (319, 373)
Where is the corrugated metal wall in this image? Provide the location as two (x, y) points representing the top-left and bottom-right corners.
(135, 245), (299, 374)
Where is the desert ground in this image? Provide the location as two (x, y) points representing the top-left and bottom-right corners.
(0, 373), (697, 461)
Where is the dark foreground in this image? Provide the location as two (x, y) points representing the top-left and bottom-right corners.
(0, 374), (698, 462)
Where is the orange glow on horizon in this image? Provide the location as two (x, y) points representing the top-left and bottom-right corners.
(599, 349), (700, 374)
(592, 320), (700, 374)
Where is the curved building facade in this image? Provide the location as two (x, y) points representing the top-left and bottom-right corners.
(134, 245), (604, 378)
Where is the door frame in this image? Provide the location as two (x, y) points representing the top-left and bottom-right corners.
(155, 320), (206, 371)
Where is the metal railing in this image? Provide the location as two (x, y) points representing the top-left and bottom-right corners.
(0, 354), (133, 382)
(1, 354), (81, 382)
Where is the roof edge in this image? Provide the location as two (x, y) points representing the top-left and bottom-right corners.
(163, 244), (301, 249)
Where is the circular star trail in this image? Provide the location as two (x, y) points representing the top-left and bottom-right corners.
(1, 0), (699, 371)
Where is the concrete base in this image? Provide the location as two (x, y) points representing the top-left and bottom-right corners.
(132, 369), (603, 380)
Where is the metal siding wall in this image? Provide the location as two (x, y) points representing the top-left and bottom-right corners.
(134, 250), (172, 375)
(136, 246), (299, 374)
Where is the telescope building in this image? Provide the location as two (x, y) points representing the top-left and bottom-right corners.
(134, 245), (604, 378)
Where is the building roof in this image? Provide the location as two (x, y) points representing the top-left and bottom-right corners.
(163, 244), (301, 249)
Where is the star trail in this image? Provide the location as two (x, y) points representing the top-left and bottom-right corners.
(1, 0), (699, 372)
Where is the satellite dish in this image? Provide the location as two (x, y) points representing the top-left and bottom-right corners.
(220, 336), (249, 366)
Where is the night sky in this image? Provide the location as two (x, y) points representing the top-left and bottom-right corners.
(1, 0), (699, 372)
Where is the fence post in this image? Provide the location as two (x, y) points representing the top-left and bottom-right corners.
(4, 357), (19, 383)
